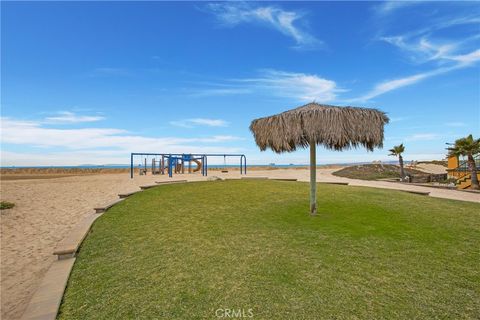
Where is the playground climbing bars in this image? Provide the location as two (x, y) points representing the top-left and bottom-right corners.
(130, 153), (247, 179)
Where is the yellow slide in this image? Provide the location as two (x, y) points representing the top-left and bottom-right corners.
(192, 159), (202, 172)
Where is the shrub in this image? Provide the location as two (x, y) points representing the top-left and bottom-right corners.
(0, 201), (15, 210)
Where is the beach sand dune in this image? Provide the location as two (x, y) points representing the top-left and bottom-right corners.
(1, 168), (477, 319)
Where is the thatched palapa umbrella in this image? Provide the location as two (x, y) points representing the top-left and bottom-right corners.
(250, 103), (389, 215)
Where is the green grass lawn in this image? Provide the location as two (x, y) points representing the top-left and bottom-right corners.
(58, 180), (479, 319)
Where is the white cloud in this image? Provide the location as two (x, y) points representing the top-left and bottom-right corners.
(375, 1), (420, 16)
(238, 69), (341, 102)
(389, 117), (407, 123)
(365, 5), (480, 103)
(190, 88), (252, 97)
(90, 67), (130, 77)
(450, 49), (480, 64)
(189, 69), (341, 102)
(1, 150), (126, 167)
(445, 122), (467, 127)
(0, 117), (243, 165)
(0, 148), (241, 167)
(170, 118), (229, 128)
(353, 72), (430, 102)
(363, 5), (480, 102)
(405, 133), (440, 141)
(205, 2), (321, 49)
(381, 36), (480, 65)
(398, 16), (480, 41)
(2, 148), (447, 167)
(380, 36), (458, 63)
(44, 111), (105, 123)
(189, 118), (229, 127)
(351, 48), (479, 101)
(2, 117), (451, 166)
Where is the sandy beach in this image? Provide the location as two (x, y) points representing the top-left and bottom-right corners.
(1, 167), (479, 319)
(1, 173), (158, 319)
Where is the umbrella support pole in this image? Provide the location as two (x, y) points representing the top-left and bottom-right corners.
(310, 140), (317, 215)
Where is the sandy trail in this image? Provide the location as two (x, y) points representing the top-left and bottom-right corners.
(1, 169), (478, 319)
(412, 163), (447, 174)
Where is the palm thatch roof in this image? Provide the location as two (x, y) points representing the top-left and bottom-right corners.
(250, 103), (389, 153)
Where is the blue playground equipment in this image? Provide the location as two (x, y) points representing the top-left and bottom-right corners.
(130, 153), (247, 178)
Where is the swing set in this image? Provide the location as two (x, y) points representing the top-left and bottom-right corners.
(130, 153), (247, 179)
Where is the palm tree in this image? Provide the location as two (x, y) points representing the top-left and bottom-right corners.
(447, 134), (480, 190)
(389, 144), (406, 180)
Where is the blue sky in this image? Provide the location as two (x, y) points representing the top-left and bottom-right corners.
(1, 1), (479, 166)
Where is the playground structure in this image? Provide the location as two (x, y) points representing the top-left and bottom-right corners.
(130, 153), (247, 178)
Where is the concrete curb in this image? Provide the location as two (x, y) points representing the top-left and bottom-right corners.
(401, 190), (430, 196)
(94, 198), (125, 213)
(118, 190), (143, 198)
(155, 180), (188, 184)
(53, 214), (104, 260)
(318, 182), (349, 185)
(21, 196), (128, 320)
(139, 184), (158, 190)
(21, 259), (76, 320)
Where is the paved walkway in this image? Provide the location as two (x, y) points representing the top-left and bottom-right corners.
(225, 169), (480, 203)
